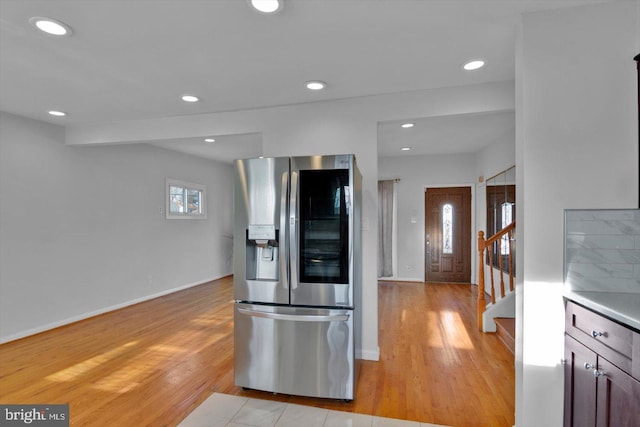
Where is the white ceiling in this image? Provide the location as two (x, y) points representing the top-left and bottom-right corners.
(149, 132), (263, 163)
(0, 0), (604, 163)
(377, 110), (516, 157)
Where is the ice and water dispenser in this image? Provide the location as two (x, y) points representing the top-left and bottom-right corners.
(245, 224), (279, 281)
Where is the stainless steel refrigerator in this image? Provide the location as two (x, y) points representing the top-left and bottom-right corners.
(233, 154), (361, 400)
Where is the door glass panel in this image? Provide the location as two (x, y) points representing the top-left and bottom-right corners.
(299, 169), (349, 284)
(442, 203), (453, 254)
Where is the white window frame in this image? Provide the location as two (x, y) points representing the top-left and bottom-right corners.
(165, 178), (207, 220)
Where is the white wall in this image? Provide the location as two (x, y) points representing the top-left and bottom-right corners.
(516, 2), (638, 426)
(378, 153), (479, 282)
(259, 100), (381, 360)
(476, 133), (516, 184)
(378, 130), (515, 285)
(476, 135), (517, 298)
(0, 112), (233, 342)
(61, 81), (515, 361)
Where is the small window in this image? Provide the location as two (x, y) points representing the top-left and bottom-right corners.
(166, 178), (207, 219)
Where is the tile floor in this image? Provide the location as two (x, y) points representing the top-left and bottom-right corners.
(178, 393), (450, 427)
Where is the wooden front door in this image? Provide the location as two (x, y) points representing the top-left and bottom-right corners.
(425, 187), (472, 283)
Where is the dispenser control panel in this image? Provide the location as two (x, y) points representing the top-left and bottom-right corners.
(248, 224), (276, 241)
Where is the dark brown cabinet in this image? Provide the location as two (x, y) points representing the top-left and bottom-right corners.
(564, 301), (640, 427)
(595, 356), (640, 426)
(564, 335), (597, 426)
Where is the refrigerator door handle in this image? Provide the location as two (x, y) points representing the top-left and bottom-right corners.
(281, 169), (289, 290)
(238, 308), (349, 323)
(289, 170), (299, 290)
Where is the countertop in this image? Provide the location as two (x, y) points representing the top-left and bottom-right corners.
(564, 290), (640, 332)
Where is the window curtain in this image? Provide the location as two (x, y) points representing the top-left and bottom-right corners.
(378, 180), (394, 277)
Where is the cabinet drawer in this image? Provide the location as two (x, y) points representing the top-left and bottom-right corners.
(566, 301), (633, 374)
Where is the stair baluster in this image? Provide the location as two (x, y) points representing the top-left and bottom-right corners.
(477, 221), (516, 331)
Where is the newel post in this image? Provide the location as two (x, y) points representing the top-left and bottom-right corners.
(477, 230), (486, 331)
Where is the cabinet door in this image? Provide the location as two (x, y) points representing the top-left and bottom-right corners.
(565, 335), (597, 427)
(595, 357), (640, 427)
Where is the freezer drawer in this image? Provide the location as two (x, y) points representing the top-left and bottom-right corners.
(234, 303), (355, 400)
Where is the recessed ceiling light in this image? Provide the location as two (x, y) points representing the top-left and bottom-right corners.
(401, 147), (412, 151)
(463, 60), (485, 71)
(29, 17), (72, 36)
(305, 81), (326, 91)
(48, 110), (67, 117)
(401, 123), (414, 128)
(249, 0), (282, 14)
(204, 138), (215, 143)
(181, 95), (199, 103)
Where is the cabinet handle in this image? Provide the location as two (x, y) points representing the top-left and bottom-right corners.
(583, 362), (595, 370)
(591, 330), (605, 338)
(593, 370), (606, 378)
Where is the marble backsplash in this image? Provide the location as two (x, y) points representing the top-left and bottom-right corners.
(564, 209), (640, 293)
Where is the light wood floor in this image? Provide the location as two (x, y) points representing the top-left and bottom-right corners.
(0, 277), (514, 427)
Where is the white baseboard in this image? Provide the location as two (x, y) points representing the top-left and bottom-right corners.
(0, 274), (229, 344)
(380, 277), (423, 283)
(358, 346), (380, 361)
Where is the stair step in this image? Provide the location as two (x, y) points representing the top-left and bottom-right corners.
(494, 317), (515, 355)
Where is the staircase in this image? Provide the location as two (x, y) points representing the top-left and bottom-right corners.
(477, 222), (515, 334)
(494, 317), (515, 354)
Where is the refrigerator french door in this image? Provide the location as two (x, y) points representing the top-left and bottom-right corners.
(233, 155), (361, 400)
